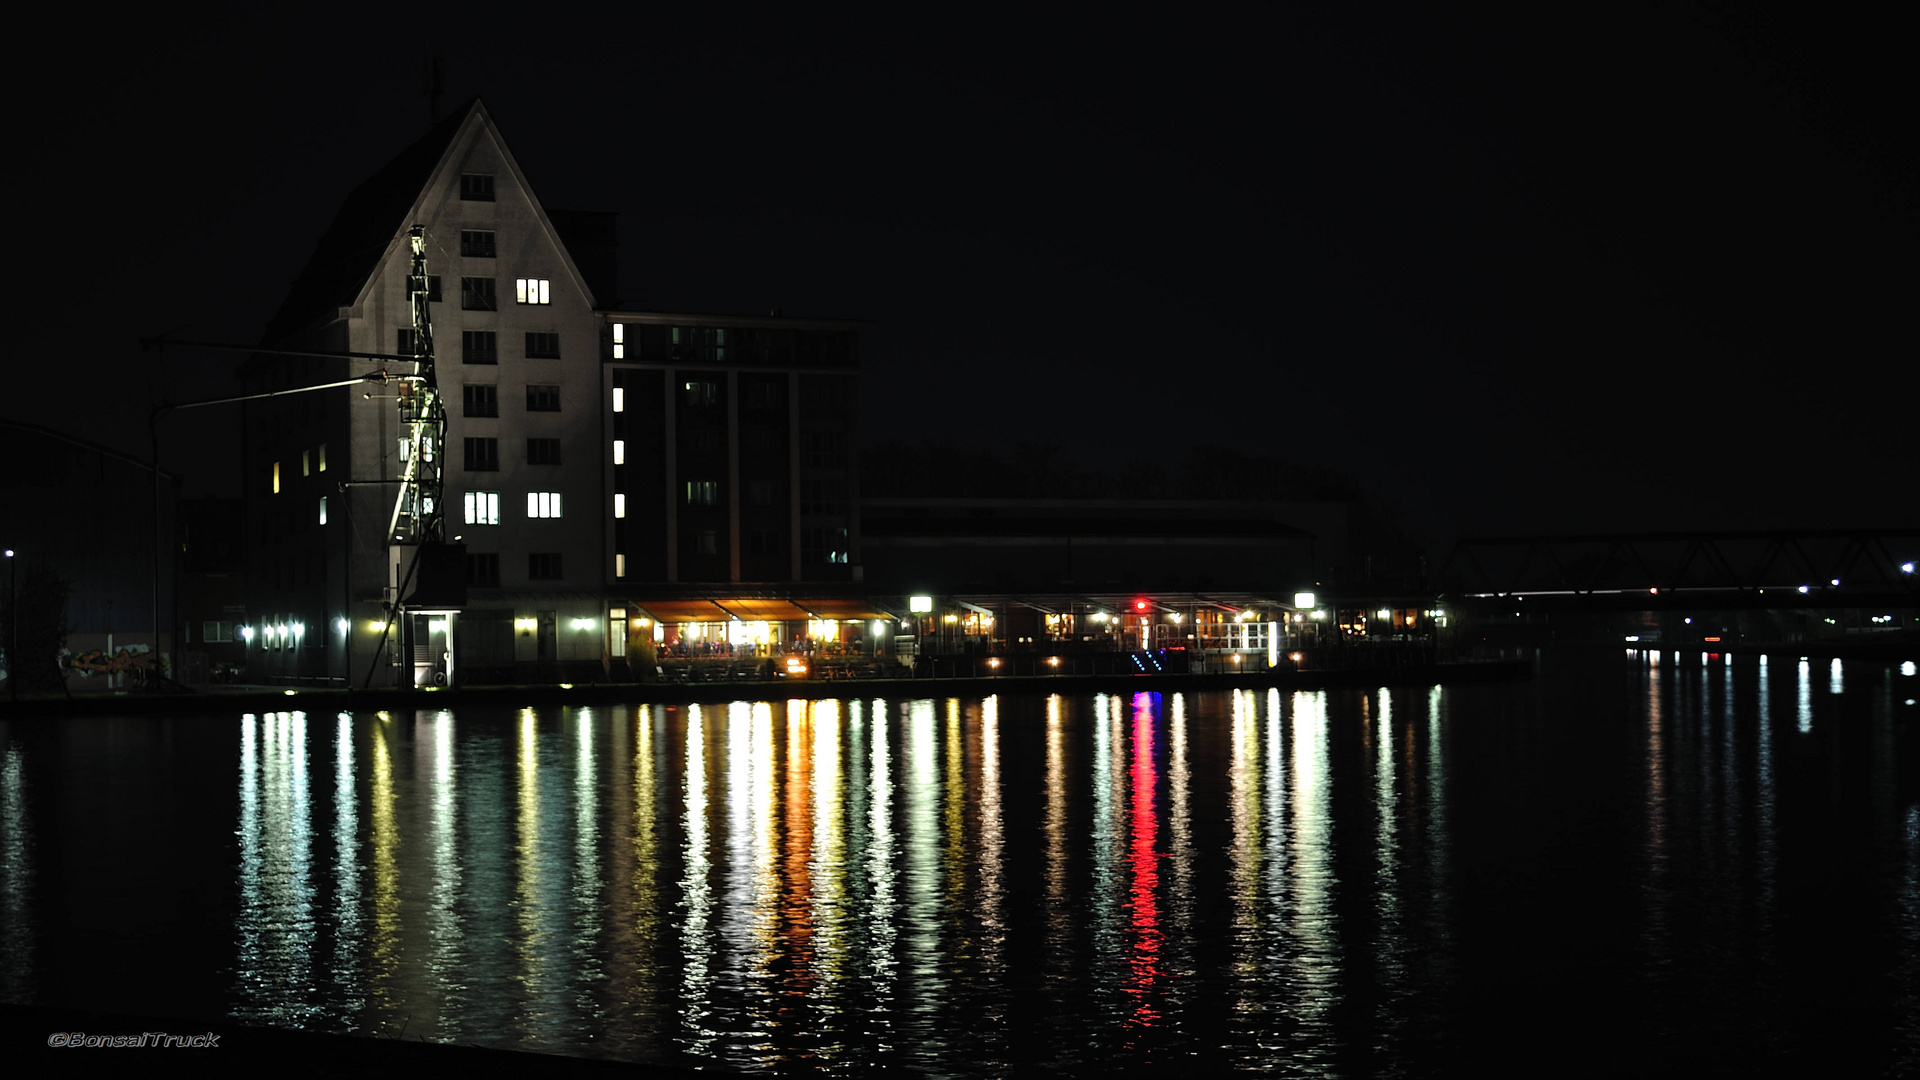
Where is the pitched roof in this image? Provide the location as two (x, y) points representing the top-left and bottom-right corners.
(258, 100), (479, 346)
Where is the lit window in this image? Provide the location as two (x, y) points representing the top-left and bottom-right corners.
(272, 461), (280, 494)
(685, 480), (717, 506)
(609, 608), (627, 658)
(612, 440), (624, 465)
(612, 322), (624, 359)
(527, 491), (563, 519)
(615, 553), (626, 578)
(612, 387), (624, 413)
(614, 493), (626, 518)
(318, 496), (327, 525)
(318, 443), (327, 472)
(302, 450), (310, 477)
(463, 491), (500, 525)
(515, 278), (551, 305)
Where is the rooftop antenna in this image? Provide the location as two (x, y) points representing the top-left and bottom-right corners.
(422, 54), (445, 127)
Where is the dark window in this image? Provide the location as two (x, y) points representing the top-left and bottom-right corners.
(527, 438), (562, 465)
(746, 528), (780, 556)
(460, 174), (495, 201)
(801, 527), (850, 565)
(747, 479), (775, 506)
(529, 553), (563, 580)
(460, 230), (496, 257)
(745, 380), (784, 409)
(694, 530), (719, 556)
(805, 431), (846, 468)
(685, 429), (722, 455)
(462, 384), (497, 417)
(682, 380), (718, 406)
(800, 480), (844, 516)
(466, 553), (500, 586)
(526, 384), (560, 411)
(462, 330), (497, 365)
(407, 275), (442, 302)
(463, 437), (499, 471)
(525, 332), (560, 359)
(397, 328), (418, 355)
(742, 426), (783, 455)
(461, 277), (496, 311)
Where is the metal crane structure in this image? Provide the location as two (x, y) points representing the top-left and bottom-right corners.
(367, 225), (465, 688)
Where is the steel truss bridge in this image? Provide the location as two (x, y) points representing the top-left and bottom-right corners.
(1433, 529), (1920, 612)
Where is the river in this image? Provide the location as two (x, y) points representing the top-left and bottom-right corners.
(2, 650), (1917, 1075)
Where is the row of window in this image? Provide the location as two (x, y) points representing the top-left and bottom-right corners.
(461, 490), (563, 524)
(269, 444), (329, 494)
(404, 276), (552, 310)
(462, 438), (563, 470)
(465, 552), (563, 586)
(412, 331), (561, 364)
(461, 384), (561, 416)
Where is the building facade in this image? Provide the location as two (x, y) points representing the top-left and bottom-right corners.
(240, 99), (872, 686)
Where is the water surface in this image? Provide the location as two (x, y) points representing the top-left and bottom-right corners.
(3, 651), (1917, 1074)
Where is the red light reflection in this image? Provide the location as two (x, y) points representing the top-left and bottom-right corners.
(1126, 693), (1163, 1032)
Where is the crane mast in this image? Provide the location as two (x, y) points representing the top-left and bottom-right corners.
(389, 225), (445, 545)
(365, 224), (461, 689)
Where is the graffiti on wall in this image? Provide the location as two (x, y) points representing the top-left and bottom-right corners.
(59, 645), (167, 677)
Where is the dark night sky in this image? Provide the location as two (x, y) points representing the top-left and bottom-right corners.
(9, 6), (1913, 550)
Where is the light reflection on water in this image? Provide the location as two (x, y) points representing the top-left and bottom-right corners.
(4, 653), (1919, 1073)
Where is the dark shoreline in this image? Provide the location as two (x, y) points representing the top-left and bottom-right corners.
(1, 1002), (731, 1078)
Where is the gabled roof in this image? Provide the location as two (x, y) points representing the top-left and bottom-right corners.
(260, 100), (478, 346)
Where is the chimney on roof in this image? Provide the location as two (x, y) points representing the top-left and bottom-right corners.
(422, 54), (445, 127)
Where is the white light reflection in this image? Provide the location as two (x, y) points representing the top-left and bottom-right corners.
(1044, 694), (1070, 1001)
(809, 698), (848, 987)
(1798, 660), (1813, 734)
(1287, 689), (1340, 1057)
(425, 710), (461, 1030)
(902, 699), (942, 1055)
(864, 699), (897, 1022)
(678, 705), (716, 1055)
(1374, 686), (1405, 1028)
(330, 714), (360, 1010)
(976, 695), (1006, 1013)
(0, 741), (33, 1000)
(234, 711), (315, 1024)
(1166, 693), (1193, 1016)
(571, 708), (601, 994)
(1830, 658), (1844, 695)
